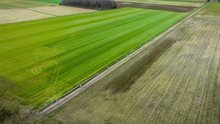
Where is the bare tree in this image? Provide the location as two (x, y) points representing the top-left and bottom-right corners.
(61, 0), (117, 10)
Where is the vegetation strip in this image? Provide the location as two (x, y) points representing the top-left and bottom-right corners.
(0, 0), (60, 9)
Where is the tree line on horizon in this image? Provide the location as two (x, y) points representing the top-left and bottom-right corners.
(61, 0), (117, 9)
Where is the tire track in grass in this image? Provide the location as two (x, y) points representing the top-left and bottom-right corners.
(130, 29), (198, 123)
(200, 31), (220, 124)
(194, 25), (220, 124)
(182, 26), (215, 124)
(148, 23), (208, 124)
(176, 25), (209, 124)
(148, 22), (203, 120)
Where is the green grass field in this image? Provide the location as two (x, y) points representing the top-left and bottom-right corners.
(0, 0), (60, 9)
(0, 8), (186, 108)
(32, 0), (61, 4)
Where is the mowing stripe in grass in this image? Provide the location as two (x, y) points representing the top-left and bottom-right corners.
(0, 9), (155, 73)
(5, 10), (165, 95)
(0, 8), (139, 40)
(0, 8), (133, 30)
(0, 8), (186, 107)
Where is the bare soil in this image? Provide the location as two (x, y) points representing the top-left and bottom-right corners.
(117, 1), (197, 12)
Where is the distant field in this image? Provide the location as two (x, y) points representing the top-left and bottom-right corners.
(0, 6), (95, 24)
(0, 8), (186, 108)
(198, 2), (220, 15)
(32, 0), (61, 4)
(120, 0), (205, 7)
(0, 0), (94, 24)
(122, 0), (205, 2)
(0, 0), (60, 9)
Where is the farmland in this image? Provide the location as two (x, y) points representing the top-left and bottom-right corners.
(0, 0), (95, 24)
(0, 6), (95, 24)
(1, 0), (220, 123)
(119, 0), (205, 7)
(0, 0), (60, 9)
(39, 2), (220, 124)
(33, 0), (61, 4)
(0, 8), (186, 108)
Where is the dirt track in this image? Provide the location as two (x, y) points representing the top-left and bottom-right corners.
(39, 3), (220, 124)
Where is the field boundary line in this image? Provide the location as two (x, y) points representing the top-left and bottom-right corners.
(37, 5), (206, 115)
(26, 6), (58, 17)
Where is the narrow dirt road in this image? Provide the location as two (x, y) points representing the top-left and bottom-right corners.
(40, 3), (220, 124)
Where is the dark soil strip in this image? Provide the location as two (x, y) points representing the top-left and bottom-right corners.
(117, 1), (197, 12)
(105, 37), (176, 93)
